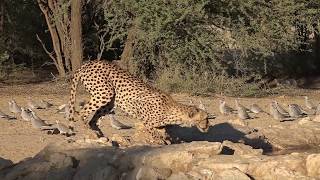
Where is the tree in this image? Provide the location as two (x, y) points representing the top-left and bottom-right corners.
(102, 0), (319, 78)
(37, 0), (83, 77)
(70, 0), (82, 71)
(0, 0), (4, 33)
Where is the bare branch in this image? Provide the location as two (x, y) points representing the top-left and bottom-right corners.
(36, 34), (57, 65)
(97, 31), (108, 60)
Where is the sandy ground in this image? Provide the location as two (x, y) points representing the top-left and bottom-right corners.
(0, 82), (319, 162)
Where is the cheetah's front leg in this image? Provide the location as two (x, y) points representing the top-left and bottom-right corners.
(143, 122), (172, 145)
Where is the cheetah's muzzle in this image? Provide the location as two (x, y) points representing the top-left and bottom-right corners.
(196, 119), (209, 133)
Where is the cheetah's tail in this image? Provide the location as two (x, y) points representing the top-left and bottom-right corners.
(68, 68), (82, 121)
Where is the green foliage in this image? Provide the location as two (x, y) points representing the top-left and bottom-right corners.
(155, 67), (270, 97)
(0, 51), (10, 79)
(3, 0), (320, 95)
(101, 0), (319, 96)
(1, 0), (48, 67)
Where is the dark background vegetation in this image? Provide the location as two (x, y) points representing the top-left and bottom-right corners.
(0, 0), (319, 96)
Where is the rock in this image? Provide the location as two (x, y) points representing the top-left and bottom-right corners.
(189, 166), (217, 179)
(247, 154), (308, 179)
(0, 157), (12, 171)
(196, 156), (250, 173)
(306, 154), (320, 177)
(222, 141), (263, 156)
(0, 141), (225, 180)
(178, 141), (223, 156)
(0, 142), (128, 180)
(167, 172), (190, 180)
(0, 156), (76, 180)
(259, 121), (320, 148)
(140, 142), (222, 171)
(2, 140), (320, 180)
(218, 168), (251, 180)
(74, 165), (117, 180)
(136, 166), (172, 180)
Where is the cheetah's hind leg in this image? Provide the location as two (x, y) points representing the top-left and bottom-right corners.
(79, 83), (115, 139)
(87, 102), (115, 138)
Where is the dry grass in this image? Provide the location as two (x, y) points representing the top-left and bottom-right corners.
(155, 70), (295, 97)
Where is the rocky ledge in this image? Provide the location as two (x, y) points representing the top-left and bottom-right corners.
(0, 140), (319, 180)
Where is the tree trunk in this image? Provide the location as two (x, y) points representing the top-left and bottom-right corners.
(70, 0), (83, 71)
(315, 32), (320, 67)
(0, 0), (4, 33)
(37, 0), (66, 77)
(120, 26), (137, 70)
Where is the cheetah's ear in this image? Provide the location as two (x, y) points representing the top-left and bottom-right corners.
(188, 107), (199, 118)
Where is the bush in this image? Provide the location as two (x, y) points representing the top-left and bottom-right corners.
(101, 0), (320, 96)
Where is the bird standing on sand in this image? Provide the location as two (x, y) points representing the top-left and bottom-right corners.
(272, 100), (289, 116)
(219, 99), (235, 115)
(270, 102), (293, 121)
(304, 96), (316, 110)
(235, 99), (250, 112)
(57, 104), (70, 118)
(109, 114), (132, 130)
(27, 97), (43, 109)
(237, 107), (252, 120)
(20, 107), (33, 121)
(198, 100), (206, 111)
(270, 103), (286, 120)
(250, 104), (263, 114)
(40, 100), (53, 109)
(250, 104), (270, 115)
(316, 103), (320, 115)
(288, 104), (306, 118)
(30, 116), (52, 130)
(53, 120), (73, 135)
(235, 101), (252, 120)
(0, 110), (16, 120)
(9, 100), (21, 115)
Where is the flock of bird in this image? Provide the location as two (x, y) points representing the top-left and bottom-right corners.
(3, 98), (73, 135)
(196, 96), (320, 122)
(0, 98), (133, 136)
(1, 95), (318, 137)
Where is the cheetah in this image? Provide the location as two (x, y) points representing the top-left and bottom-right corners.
(68, 60), (209, 144)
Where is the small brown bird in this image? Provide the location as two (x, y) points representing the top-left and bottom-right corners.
(288, 104), (306, 118)
(9, 100), (21, 115)
(219, 99), (236, 115)
(270, 102), (292, 121)
(27, 97), (43, 109)
(235, 99), (250, 112)
(272, 100), (289, 116)
(304, 96), (316, 110)
(198, 100), (206, 111)
(53, 120), (73, 135)
(40, 99), (53, 109)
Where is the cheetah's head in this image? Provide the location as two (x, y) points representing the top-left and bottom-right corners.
(185, 106), (209, 133)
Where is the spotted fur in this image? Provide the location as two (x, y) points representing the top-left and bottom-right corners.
(68, 60), (209, 144)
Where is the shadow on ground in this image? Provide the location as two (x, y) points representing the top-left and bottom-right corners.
(166, 122), (273, 153)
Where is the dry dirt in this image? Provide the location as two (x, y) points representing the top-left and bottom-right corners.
(0, 82), (320, 164)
